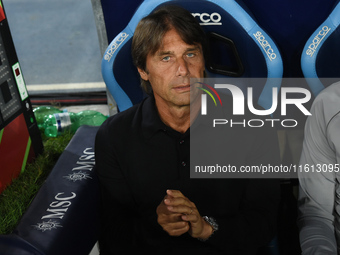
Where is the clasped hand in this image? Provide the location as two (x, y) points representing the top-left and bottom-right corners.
(156, 190), (212, 239)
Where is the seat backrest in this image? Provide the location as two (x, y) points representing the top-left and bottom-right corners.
(102, 0), (283, 112)
(301, 0), (340, 97)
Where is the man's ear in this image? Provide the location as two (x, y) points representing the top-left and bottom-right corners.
(137, 67), (149, 81)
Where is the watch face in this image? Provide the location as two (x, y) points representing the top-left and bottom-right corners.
(203, 216), (219, 231)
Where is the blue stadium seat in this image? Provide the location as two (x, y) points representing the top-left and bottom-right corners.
(101, 0), (283, 112)
(301, 0), (340, 96)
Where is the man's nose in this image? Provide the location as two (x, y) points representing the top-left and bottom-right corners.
(176, 58), (190, 76)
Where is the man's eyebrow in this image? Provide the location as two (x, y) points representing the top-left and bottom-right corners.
(156, 46), (201, 56)
(186, 46), (201, 52)
(157, 50), (173, 56)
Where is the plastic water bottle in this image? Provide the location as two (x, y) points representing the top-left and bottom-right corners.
(42, 110), (108, 137)
(33, 106), (63, 130)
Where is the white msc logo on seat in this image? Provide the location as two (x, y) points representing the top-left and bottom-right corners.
(192, 13), (222, 25)
(33, 220), (62, 232)
(64, 171), (92, 182)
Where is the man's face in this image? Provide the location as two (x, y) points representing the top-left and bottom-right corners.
(138, 28), (205, 109)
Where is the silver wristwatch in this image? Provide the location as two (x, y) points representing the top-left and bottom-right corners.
(198, 216), (218, 241)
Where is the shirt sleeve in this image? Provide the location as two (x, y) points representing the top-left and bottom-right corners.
(207, 179), (281, 253)
(206, 119), (281, 253)
(298, 96), (338, 254)
(94, 119), (138, 254)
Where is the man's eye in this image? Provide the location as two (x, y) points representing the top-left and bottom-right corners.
(187, 53), (195, 58)
(162, 56), (171, 61)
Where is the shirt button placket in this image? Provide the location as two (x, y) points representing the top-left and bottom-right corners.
(179, 139), (186, 167)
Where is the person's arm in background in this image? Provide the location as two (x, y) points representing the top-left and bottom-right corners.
(298, 91), (338, 254)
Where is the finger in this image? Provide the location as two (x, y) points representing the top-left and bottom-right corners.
(167, 220), (189, 230)
(164, 196), (192, 207)
(156, 201), (171, 215)
(167, 205), (195, 215)
(158, 213), (183, 224)
(162, 222), (190, 237)
(167, 189), (185, 198)
(181, 213), (199, 223)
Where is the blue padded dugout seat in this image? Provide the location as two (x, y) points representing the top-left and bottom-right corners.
(101, 0), (283, 112)
(301, 0), (340, 97)
(0, 126), (100, 255)
(0, 234), (44, 255)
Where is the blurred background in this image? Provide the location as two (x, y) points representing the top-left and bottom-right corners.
(3, 0), (106, 98)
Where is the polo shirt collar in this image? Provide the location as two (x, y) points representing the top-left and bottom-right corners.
(141, 93), (230, 138)
(142, 95), (168, 139)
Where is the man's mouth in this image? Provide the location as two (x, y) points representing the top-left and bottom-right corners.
(173, 84), (191, 92)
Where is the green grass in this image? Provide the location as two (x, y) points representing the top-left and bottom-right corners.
(0, 131), (73, 235)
